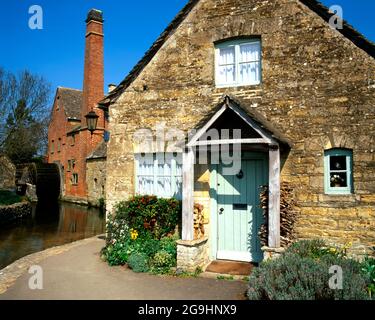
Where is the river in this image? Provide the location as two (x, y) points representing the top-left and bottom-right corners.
(0, 201), (105, 270)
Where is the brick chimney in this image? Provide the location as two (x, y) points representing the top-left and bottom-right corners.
(77, 9), (105, 199)
(82, 9), (104, 127)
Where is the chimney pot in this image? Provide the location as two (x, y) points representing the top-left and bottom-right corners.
(86, 9), (103, 23)
(108, 84), (117, 93)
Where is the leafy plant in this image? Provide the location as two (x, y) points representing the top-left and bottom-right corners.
(128, 252), (149, 273)
(361, 256), (375, 298)
(102, 197), (180, 275)
(150, 250), (175, 274)
(248, 252), (370, 300)
(248, 240), (371, 300)
(113, 196), (181, 239)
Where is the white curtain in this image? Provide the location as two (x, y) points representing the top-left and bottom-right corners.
(239, 43), (260, 84)
(218, 46), (236, 84)
(135, 154), (182, 199)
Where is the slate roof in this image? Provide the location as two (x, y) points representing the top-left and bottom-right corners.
(57, 87), (82, 120)
(87, 141), (107, 160)
(98, 0), (374, 110)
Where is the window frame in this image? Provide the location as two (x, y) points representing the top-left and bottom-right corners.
(134, 153), (182, 200)
(324, 149), (353, 195)
(71, 173), (79, 186)
(67, 159), (75, 172)
(215, 38), (262, 88)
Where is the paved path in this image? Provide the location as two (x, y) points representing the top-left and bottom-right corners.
(0, 236), (248, 300)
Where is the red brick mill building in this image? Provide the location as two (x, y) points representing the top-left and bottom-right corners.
(48, 9), (109, 205)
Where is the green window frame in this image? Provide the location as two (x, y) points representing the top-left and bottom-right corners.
(324, 149), (353, 195)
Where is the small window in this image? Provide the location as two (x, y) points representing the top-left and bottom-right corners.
(67, 159), (75, 172)
(135, 153), (182, 200)
(57, 138), (61, 152)
(324, 149), (353, 195)
(70, 135), (75, 146)
(51, 140), (54, 154)
(71, 173), (78, 186)
(215, 39), (261, 87)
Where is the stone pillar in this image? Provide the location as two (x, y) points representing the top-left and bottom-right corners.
(177, 237), (210, 272)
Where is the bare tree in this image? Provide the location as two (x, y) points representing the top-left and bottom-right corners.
(0, 68), (51, 164)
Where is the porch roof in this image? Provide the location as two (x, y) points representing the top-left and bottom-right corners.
(187, 95), (292, 149)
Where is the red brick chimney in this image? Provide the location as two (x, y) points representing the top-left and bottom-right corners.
(82, 9), (104, 127)
(77, 9), (105, 199)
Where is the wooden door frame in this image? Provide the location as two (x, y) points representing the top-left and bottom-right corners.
(181, 96), (283, 248)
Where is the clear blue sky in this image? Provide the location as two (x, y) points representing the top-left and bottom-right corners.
(0, 0), (373, 94)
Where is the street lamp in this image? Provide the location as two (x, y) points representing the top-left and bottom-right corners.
(85, 110), (99, 135)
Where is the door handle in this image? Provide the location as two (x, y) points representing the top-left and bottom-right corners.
(219, 208), (224, 214)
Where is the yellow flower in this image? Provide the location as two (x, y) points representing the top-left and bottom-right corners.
(344, 242), (353, 249)
(329, 248), (337, 253)
(130, 229), (139, 240)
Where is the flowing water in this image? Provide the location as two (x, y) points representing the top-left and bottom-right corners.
(0, 201), (105, 270)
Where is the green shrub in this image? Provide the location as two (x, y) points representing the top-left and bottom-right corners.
(128, 252), (149, 273)
(0, 190), (23, 206)
(103, 242), (130, 266)
(361, 256), (375, 298)
(102, 197), (180, 272)
(150, 250), (175, 274)
(113, 196), (181, 239)
(159, 234), (178, 256)
(248, 241), (371, 300)
(248, 240), (371, 300)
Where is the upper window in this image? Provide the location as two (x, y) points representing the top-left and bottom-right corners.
(135, 153), (182, 200)
(324, 149), (353, 195)
(215, 39), (261, 87)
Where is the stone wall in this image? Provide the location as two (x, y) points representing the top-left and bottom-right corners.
(106, 0), (375, 254)
(0, 155), (16, 190)
(86, 158), (106, 206)
(177, 237), (210, 272)
(0, 202), (32, 226)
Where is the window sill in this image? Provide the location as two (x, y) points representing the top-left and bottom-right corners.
(215, 82), (261, 89)
(320, 193), (358, 203)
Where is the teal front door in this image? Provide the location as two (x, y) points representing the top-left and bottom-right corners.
(213, 153), (268, 263)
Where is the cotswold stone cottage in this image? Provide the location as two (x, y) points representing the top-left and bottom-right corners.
(48, 10), (108, 206)
(100, 0), (375, 271)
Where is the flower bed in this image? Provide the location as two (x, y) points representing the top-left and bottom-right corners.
(101, 195), (181, 274)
